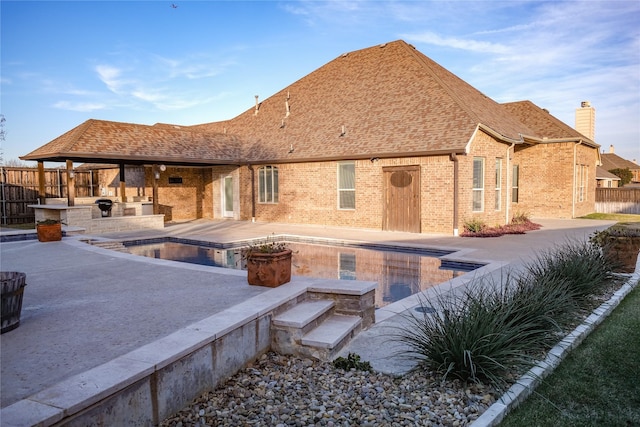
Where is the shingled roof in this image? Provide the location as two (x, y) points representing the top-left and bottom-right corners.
(22, 119), (243, 165)
(23, 40), (593, 165)
(601, 152), (639, 171)
(501, 100), (597, 146)
(192, 40), (536, 162)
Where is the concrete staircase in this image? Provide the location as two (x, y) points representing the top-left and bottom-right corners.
(271, 299), (363, 360)
(89, 240), (130, 253)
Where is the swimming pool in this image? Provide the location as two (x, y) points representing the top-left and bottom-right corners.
(123, 237), (483, 308)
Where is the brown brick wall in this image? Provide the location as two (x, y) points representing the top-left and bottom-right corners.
(232, 150), (502, 235)
(151, 132), (598, 232)
(457, 130), (513, 230)
(144, 167), (209, 221)
(512, 141), (597, 218)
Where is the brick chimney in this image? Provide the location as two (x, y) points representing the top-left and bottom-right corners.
(575, 101), (595, 140)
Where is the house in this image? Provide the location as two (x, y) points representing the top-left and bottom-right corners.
(22, 40), (600, 235)
(596, 166), (621, 188)
(600, 145), (640, 185)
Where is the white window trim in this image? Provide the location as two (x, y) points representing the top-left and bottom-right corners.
(495, 158), (502, 211)
(472, 157), (485, 212)
(337, 161), (356, 210)
(258, 165), (278, 204)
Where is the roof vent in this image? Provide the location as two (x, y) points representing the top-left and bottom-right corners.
(379, 43), (387, 48)
(254, 95), (259, 115)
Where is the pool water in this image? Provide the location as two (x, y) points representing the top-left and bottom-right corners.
(124, 239), (482, 308)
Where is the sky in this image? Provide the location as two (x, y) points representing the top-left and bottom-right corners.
(1, 0), (639, 166)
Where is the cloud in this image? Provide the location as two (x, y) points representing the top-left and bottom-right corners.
(53, 101), (106, 112)
(401, 31), (509, 54)
(95, 64), (129, 94)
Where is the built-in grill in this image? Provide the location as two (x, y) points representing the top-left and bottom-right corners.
(95, 199), (113, 217)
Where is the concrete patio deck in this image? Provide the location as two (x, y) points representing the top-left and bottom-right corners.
(0, 218), (621, 424)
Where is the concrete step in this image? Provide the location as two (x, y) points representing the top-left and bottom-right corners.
(300, 314), (362, 359)
(273, 300), (335, 332)
(91, 241), (130, 253)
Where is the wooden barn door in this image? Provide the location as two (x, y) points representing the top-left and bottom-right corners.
(383, 166), (420, 233)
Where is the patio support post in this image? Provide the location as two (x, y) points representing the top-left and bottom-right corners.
(152, 164), (159, 215)
(66, 160), (75, 206)
(119, 163), (127, 202)
(37, 161), (46, 204)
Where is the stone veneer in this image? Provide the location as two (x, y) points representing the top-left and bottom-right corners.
(0, 278), (376, 427)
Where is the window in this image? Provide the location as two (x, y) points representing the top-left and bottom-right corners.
(512, 165), (519, 203)
(339, 253), (356, 280)
(495, 158), (502, 211)
(472, 157), (484, 212)
(258, 166), (278, 203)
(338, 162), (355, 209)
(577, 164), (588, 202)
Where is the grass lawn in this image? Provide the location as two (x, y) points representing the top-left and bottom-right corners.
(499, 282), (640, 427)
(580, 212), (640, 222)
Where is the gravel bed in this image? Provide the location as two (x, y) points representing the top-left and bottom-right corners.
(160, 352), (498, 427)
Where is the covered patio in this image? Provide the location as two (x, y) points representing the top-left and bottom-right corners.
(20, 119), (247, 231)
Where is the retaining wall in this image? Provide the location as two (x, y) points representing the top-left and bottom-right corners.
(0, 279), (376, 427)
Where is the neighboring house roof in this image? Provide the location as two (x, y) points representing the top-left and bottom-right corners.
(22, 40), (597, 165)
(600, 153), (639, 171)
(22, 119), (243, 166)
(596, 166), (621, 180)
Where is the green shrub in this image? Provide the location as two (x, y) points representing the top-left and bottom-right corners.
(511, 211), (532, 224)
(394, 275), (571, 388)
(463, 218), (487, 233)
(393, 239), (621, 389)
(332, 353), (371, 371)
(524, 240), (621, 310)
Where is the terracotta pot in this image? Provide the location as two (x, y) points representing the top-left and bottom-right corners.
(605, 236), (640, 273)
(246, 249), (292, 287)
(36, 223), (62, 242)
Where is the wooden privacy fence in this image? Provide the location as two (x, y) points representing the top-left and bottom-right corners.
(595, 187), (640, 215)
(0, 167), (98, 225)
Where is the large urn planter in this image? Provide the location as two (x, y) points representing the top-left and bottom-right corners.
(591, 223), (640, 274)
(604, 236), (640, 273)
(1, 272), (27, 333)
(246, 249), (293, 287)
(36, 220), (62, 242)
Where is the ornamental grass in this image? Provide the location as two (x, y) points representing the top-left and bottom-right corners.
(393, 239), (622, 390)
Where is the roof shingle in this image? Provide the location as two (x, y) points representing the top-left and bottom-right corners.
(23, 40), (594, 165)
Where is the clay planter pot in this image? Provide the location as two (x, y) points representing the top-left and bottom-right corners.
(246, 249), (292, 287)
(605, 236), (640, 273)
(36, 222), (62, 242)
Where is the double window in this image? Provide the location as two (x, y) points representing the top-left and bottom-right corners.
(258, 166), (278, 203)
(338, 162), (355, 210)
(472, 157), (484, 212)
